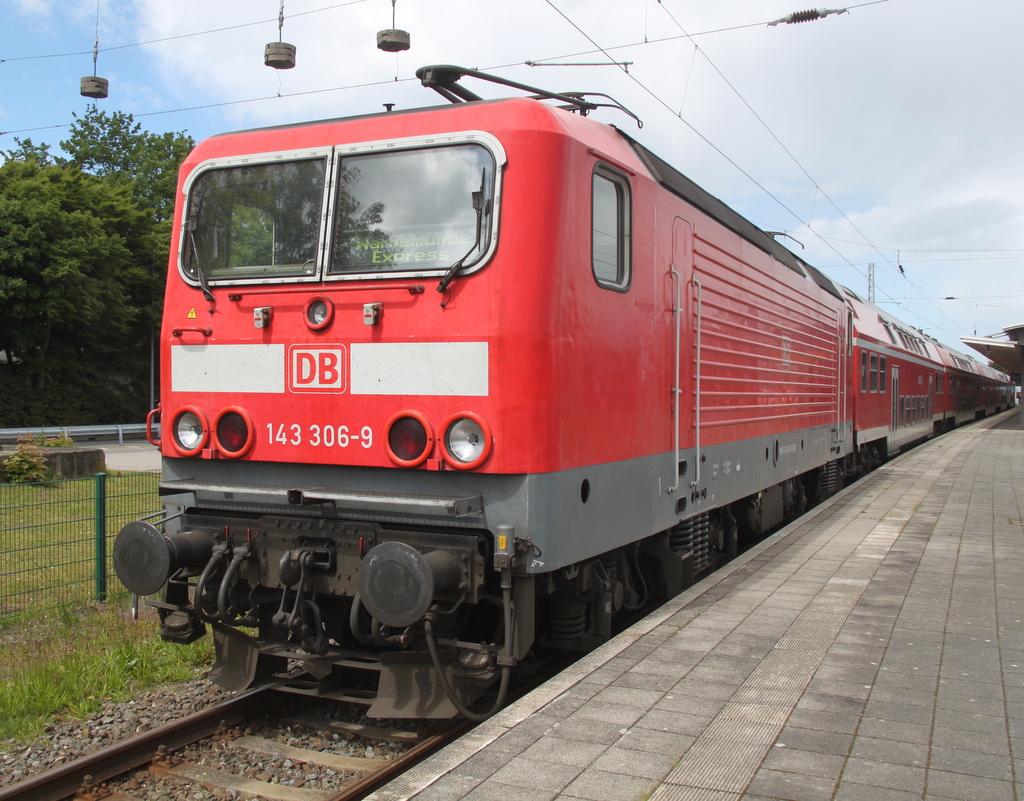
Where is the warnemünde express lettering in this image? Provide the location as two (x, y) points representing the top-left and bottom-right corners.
(354, 232), (472, 264)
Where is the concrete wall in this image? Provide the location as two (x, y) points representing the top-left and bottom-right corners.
(0, 447), (106, 482)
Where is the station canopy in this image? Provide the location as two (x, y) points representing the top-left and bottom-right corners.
(962, 323), (1024, 383)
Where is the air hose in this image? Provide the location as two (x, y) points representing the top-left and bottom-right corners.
(423, 582), (513, 722)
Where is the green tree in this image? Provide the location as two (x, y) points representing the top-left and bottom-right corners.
(0, 160), (160, 421)
(0, 109), (195, 425)
(60, 106), (194, 223)
(1, 137), (56, 166)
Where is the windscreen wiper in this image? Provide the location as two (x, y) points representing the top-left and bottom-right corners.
(436, 169), (488, 301)
(187, 217), (216, 303)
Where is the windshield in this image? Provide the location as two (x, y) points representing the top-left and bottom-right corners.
(183, 158), (327, 280)
(329, 144), (494, 274)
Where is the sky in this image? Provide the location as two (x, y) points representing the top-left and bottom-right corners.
(2, 0), (1023, 358)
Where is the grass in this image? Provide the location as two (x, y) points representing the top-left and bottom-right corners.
(1, 474), (212, 744)
(0, 599), (215, 742)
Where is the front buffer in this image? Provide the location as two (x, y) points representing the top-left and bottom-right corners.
(112, 510), (524, 719)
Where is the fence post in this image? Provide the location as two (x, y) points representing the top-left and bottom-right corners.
(94, 472), (107, 602)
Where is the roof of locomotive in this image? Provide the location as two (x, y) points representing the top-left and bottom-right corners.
(204, 97), (513, 139)
(620, 132), (844, 302)
(194, 89), (842, 302)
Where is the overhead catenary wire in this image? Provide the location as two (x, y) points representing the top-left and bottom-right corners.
(541, 1), (860, 270)
(652, 0), (898, 279)
(0, 0), (919, 308)
(541, 0), (979, 346)
(0, 0), (371, 64)
(1, 0), (998, 347)
(648, 0), (974, 343)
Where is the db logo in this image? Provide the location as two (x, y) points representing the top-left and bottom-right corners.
(289, 346), (346, 393)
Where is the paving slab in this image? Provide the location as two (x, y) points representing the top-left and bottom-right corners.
(369, 410), (1024, 800)
(101, 440), (161, 472)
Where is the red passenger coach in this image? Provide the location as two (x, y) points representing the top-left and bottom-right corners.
(113, 66), (1005, 719)
(845, 288), (1012, 468)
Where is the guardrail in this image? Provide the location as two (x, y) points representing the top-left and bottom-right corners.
(0, 423), (161, 446)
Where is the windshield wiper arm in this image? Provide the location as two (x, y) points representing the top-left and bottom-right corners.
(187, 218), (216, 303)
(437, 170), (487, 299)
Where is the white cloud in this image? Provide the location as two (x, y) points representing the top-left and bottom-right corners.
(4, 0), (1023, 349)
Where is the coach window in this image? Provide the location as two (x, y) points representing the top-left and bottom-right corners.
(592, 166), (632, 290)
(879, 356), (887, 392)
(860, 351), (868, 392)
(869, 353), (878, 392)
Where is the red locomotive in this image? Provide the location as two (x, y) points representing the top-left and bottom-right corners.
(114, 66), (1013, 719)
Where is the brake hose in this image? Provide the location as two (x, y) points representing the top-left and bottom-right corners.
(423, 582), (513, 722)
(348, 592), (376, 645)
(194, 544), (227, 622)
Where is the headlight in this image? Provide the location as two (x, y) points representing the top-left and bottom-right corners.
(213, 407), (254, 458)
(171, 406), (208, 456)
(441, 412), (492, 469)
(304, 296), (334, 331)
(385, 411), (433, 467)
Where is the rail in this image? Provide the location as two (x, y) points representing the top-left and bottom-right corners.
(0, 689), (274, 801)
(0, 686), (473, 801)
(0, 423), (160, 446)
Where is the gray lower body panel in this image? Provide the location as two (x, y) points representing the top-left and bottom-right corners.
(162, 422), (846, 574)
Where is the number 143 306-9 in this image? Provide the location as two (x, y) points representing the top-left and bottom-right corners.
(266, 423), (373, 448)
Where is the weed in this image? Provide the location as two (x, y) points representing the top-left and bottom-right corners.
(1, 442), (50, 484)
(22, 431), (76, 448)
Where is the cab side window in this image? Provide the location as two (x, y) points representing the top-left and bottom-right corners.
(592, 166), (631, 290)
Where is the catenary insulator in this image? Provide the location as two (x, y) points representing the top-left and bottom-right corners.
(789, 8), (822, 22)
(768, 7), (847, 26)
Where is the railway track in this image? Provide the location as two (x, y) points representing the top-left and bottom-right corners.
(0, 688), (471, 801)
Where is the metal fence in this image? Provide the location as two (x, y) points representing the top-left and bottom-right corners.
(0, 472), (161, 618)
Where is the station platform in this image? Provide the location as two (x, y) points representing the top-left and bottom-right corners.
(370, 409), (1024, 801)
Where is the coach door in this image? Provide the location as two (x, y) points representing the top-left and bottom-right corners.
(888, 367), (900, 455)
(668, 217), (693, 495)
(928, 374), (934, 429)
(836, 308), (848, 446)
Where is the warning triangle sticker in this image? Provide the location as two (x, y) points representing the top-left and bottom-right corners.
(186, 308), (197, 319)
